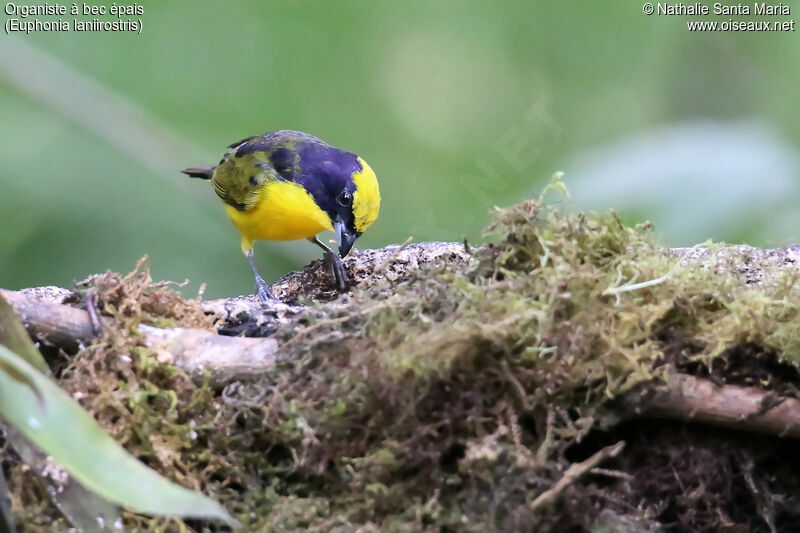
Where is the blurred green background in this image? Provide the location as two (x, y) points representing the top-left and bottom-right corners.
(1, 2), (798, 298)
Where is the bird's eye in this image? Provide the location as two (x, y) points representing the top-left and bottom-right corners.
(337, 190), (353, 207)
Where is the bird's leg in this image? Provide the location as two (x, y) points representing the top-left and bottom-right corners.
(309, 236), (350, 291)
(246, 249), (277, 301)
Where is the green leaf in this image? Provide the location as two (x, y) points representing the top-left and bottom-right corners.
(0, 293), (123, 530)
(0, 357), (43, 406)
(9, 426), (122, 532)
(0, 344), (236, 527)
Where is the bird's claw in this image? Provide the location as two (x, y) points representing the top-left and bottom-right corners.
(324, 250), (350, 291)
(255, 278), (277, 302)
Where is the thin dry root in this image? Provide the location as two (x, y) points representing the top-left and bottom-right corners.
(530, 441), (626, 511)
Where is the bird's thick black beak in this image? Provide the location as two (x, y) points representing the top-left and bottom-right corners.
(334, 219), (357, 257)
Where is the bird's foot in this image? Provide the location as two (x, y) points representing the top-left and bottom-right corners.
(324, 250), (350, 291)
(255, 278), (278, 302)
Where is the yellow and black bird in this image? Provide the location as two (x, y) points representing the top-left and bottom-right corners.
(183, 130), (380, 300)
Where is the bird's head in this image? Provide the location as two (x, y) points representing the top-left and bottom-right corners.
(335, 157), (380, 257)
(304, 154), (380, 258)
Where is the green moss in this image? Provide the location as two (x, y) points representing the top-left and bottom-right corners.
(9, 175), (800, 531)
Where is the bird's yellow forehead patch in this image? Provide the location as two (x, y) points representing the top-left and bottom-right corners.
(352, 157), (380, 233)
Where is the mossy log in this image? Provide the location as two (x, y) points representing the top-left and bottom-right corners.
(3, 241), (800, 438)
(4, 195), (800, 531)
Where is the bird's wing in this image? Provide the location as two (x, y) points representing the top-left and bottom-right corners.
(233, 130), (329, 181)
(211, 138), (282, 211)
(211, 131), (332, 210)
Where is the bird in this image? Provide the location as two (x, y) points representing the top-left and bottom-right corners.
(182, 130), (380, 301)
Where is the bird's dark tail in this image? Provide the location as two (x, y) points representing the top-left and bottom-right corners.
(181, 166), (216, 180)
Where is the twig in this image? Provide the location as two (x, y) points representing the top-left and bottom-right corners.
(501, 359), (531, 411)
(139, 325), (278, 384)
(85, 290), (103, 335)
(624, 373), (800, 438)
(536, 406), (556, 464)
(0, 289), (95, 349)
(506, 405), (534, 466)
(530, 441), (625, 511)
(589, 467), (634, 481)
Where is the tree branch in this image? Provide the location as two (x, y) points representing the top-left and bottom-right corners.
(0, 288), (94, 350)
(623, 373), (800, 438)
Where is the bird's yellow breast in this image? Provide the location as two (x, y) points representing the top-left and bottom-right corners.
(225, 180), (332, 252)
